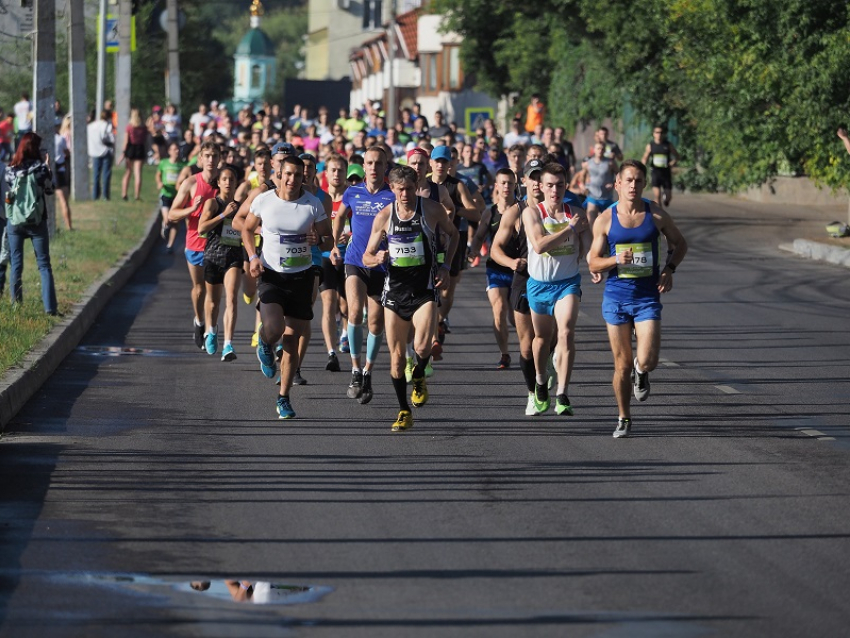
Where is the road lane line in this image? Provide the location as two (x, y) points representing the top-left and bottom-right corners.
(659, 358), (680, 367)
(796, 428), (826, 438)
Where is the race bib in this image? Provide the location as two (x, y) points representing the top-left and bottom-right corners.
(388, 232), (425, 267)
(165, 170), (179, 184)
(616, 242), (653, 278)
(279, 234), (311, 268)
(220, 218), (242, 247)
(652, 154), (669, 168)
(542, 219), (576, 257)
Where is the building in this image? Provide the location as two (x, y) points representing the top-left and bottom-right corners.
(348, 10), (498, 132)
(232, 0), (277, 110)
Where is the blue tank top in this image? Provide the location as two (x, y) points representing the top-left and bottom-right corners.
(342, 182), (395, 270)
(311, 189), (326, 266)
(604, 201), (660, 301)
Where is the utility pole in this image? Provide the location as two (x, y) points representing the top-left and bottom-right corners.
(166, 0), (181, 108)
(386, 0), (396, 127)
(68, 0), (89, 202)
(96, 0), (107, 116)
(33, 0), (56, 236)
(115, 0), (132, 156)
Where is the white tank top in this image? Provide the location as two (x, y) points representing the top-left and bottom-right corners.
(250, 189), (327, 274)
(527, 202), (580, 282)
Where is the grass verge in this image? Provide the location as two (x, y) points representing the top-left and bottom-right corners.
(0, 165), (159, 375)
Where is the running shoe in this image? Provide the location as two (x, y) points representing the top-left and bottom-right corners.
(525, 392), (541, 416)
(326, 352), (340, 372)
(633, 358), (650, 402)
(257, 337), (276, 379)
(292, 369), (307, 385)
(160, 222), (167, 239)
(431, 340), (443, 361)
(437, 320), (449, 344)
(497, 353), (511, 369)
(358, 372), (373, 404)
(555, 394), (574, 416)
(243, 293), (253, 305)
(275, 344), (284, 361)
(221, 343), (236, 362)
(613, 417), (631, 438)
(392, 410), (413, 432)
(204, 332), (218, 356)
(533, 382), (550, 414)
(405, 356), (415, 383)
(276, 396), (296, 419)
(480, 242), (489, 257)
(347, 370), (363, 399)
(251, 331), (259, 348)
(339, 333), (350, 354)
(193, 321), (204, 350)
(469, 255), (481, 268)
(411, 376), (428, 407)
(424, 361), (434, 378)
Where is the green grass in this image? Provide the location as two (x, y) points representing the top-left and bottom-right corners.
(0, 165), (159, 375)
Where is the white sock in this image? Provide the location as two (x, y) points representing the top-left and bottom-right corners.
(634, 359), (643, 374)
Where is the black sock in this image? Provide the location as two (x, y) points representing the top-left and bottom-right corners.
(519, 356), (536, 392)
(392, 375), (410, 411)
(413, 353), (430, 378)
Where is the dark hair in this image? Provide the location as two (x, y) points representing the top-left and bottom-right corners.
(349, 154), (365, 166)
(10, 132), (42, 168)
(388, 165), (417, 185)
(254, 148), (271, 161)
(508, 144), (526, 155)
(218, 164), (240, 180)
(618, 159), (647, 179)
(364, 146), (387, 162)
(281, 155), (305, 170)
(199, 140), (221, 156)
(540, 162), (567, 180)
(495, 167), (516, 180)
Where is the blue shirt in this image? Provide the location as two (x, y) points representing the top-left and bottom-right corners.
(342, 182), (395, 270)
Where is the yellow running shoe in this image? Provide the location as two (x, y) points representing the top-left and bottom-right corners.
(251, 331), (259, 348)
(411, 376), (428, 407)
(404, 356), (415, 383)
(392, 410), (413, 432)
(243, 293), (254, 305)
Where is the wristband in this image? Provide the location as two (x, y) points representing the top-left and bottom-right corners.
(249, 254), (258, 262)
(439, 264), (450, 271)
(615, 253), (620, 265)
(665, 262), (677, 273)
(219, 213), (225, 221)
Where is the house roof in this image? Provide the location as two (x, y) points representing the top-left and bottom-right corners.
(236, 28), (275, 58)
(348, 8), (420, 63)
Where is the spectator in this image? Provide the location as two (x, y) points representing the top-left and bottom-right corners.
(147, 106), (167, 163)
(0, 155), (8, 296)
(13, 92), (33, 147)
(162, 103), (182, 142)
(483, 142), (508, 176)
(4, 132), (57, 314)
(119, 108), (148, 201)
(189, 103), (211, 139)
(428, 111), (450, 139)
(524, 93), (545, 133)
(503, 118), (531, 148)
(87, 109), (114, 200)
(0, 110), (14, 161)
(343, 109), (367, 137)
(54, 117), (72, 230)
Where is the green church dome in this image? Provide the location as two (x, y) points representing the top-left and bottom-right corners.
(236, 28), (275, 57)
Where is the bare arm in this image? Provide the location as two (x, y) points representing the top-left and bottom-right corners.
(330, 204), (350, 265)
(654, 203), (688, 293)
(838, 128), (850, 155)
(523, 206), (581, 255)
(490, 203), (526, 272)
(454, 181), (481, 223)
(424, 198), (460, 289)
(362, 205), (392, 268)
(669, 143), (680, 167)
(437, 183), (455, 219)
(168, 179), (200, 223)
(233, 185), (265, 231)
(641, 143), (651, 166)
(587, 211), (616, 274)
(469, 205), (492, 257)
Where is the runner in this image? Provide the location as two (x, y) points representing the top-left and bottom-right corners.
(470, 168), (518, 369)
(156, 141), (185, 253)
(523, 163), (592, 416)
(576, 141), (617, 226)
(362, 165), (459, 432)
(330, 147), (395, 404)
(641, 126), (679, 207)
(240, 155), (333, 419)
(588, 160), (688, 438)
(319, 154), (351, 372)
(168, 141), (220, 349)
(197, 164), (243, 361)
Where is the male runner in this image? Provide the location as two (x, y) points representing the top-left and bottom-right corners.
(577, 141), (617, 226)
(362, 166), (459, 432)
(588, 160), (687, 437)
(641, 126), (679, 207)
(156, 141), (185, 253)
(240, 155), (333, 419)
(168, 141), (220, 349)
(330, 147), (395, 404)
(523, 163), (592, 416)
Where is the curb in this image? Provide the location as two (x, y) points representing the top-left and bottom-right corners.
(0, 208), (162, 433)
(779, 239), (850, 269)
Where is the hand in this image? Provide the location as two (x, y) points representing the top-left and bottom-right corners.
(591, 271), (603, 284)
(225, 201), (239, 217)
(330, 246), (341, 266)
(658, 269), (673, 293)
(618, 248), (634, 265)
(435, 266), (450, 290)
(249, 257), (264, 278)
(192, 195), (203, 209)
(374, 249), (389, 265)
(569, 215), (587, 234)
(305, 225), (319, 246)
(514, 257), (527, 273)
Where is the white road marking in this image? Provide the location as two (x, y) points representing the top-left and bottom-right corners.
(819, 437), (837, 441)
(715, 385), (740, 394)
(659, 358), (680, 367)
(796, 428), (826, 438)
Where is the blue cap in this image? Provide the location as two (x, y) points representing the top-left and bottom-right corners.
(271, 142), (296, 156)
(430, 145), (452, 161)
(298, 152), (317, 163)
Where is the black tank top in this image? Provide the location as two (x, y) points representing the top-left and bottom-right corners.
(486, 204), (513, 274)
(384, 197), (439, 294)
(649, 141), (672, 170)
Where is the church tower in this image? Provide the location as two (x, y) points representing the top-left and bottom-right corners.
(233, 0), (277, 106)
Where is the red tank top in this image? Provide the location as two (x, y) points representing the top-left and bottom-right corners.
(185, 173), (219, 252)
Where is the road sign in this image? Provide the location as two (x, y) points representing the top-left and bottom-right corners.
(465, 107), (494, 135)
(99, 14), (136, 53)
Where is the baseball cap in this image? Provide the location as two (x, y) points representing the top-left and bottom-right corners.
(523, 159), (543, 178)
(298, 152), (317, 163)
(407, 147), (429, 161)
(347, 164), (365, 179)
(430, 146), (451, 161)
(271, 142), (296, 156)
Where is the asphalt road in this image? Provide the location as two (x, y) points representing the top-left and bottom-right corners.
(1, 193), (849, 637)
